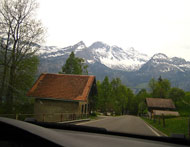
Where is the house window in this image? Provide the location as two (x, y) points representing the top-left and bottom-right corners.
(81, 105), (84, 113)
(88, 104), (90, 113)
(84, 104), (87, 114)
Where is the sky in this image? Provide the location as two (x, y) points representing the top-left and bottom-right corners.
(37, 0), (190, 60)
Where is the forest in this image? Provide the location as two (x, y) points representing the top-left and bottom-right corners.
(94, 76), (190, 116)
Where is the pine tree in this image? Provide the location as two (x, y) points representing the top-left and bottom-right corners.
(60, 51), (88, 75)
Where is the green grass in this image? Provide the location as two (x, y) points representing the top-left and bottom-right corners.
(176, 101), (190, 116)
(142, 100), (190, 138)
(142, 117), (190, 138)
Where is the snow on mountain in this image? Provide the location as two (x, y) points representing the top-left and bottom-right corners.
(140, 53), (190, 73)
(38, 41), (86, 59)
(152, 53), (169, 60)
(38, 41), (190, 72)
(38, 41), (150, 71)
(73, 41), (86, 52)
(87, 42), (150, 71)
(37, 42), (190, 92)
(38, 46), (61, 54)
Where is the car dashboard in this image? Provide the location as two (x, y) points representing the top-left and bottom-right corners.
(0, 117), (189, 147)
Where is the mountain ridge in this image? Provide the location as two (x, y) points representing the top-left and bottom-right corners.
(39, 41), (151, 71)
(38, 41), (190, 92)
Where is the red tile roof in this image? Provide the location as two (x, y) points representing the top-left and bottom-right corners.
(27, 73), (96, 101)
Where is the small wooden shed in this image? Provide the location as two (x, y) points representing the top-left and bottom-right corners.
(146, 98), (179, 117)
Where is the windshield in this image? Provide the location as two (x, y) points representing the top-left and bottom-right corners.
(0, 0), (190, 140)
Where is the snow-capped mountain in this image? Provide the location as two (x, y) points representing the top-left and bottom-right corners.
(39, 41), (150, 71)
(140, 53), (190, 73)
(38, 41), (87, 58)
(86, 42), (149, 71)
(38, 41), (190, 92)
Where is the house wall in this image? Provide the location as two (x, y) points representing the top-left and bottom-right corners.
(79, 101), (89, 114)
(34, 98), (88, 122)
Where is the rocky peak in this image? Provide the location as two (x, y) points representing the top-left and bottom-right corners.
(73, 41), (86, 50)
(152, 53), (169, 60)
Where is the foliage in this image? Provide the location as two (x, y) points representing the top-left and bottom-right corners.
(96, 76), (112, 113)
(0, 0), (44, 112)
(95, 77), (135, 115)
(147, 77), (190, 116)
(0, 96), (34, 114)
(135, 89), (150, 114)
(95, 75), (189, 116)
(60, 51), (88, 75)
(148, 76), (171, 98)
(175, 100), (190, 116)
(111, 78), (130, 115)
(184, 92), (190, 104)
(169, 87), (185, 104)
(148, 78), (157, 96)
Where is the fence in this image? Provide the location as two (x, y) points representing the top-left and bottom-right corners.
(0, 113), (89, 122)
(152, 114), (166, 127)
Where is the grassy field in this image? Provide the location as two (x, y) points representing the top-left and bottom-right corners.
(142, 117), (190, 138)
(176, 101), (190, 117)
(142, 100), (190, 138)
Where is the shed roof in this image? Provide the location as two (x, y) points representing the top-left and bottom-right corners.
(146, 98), (176, 109)
(27, 73), (96, 101)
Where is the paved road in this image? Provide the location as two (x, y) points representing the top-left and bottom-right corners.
(77, 115), (161, 136)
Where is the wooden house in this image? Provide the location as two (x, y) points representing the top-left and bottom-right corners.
(145, 98), (179, 118)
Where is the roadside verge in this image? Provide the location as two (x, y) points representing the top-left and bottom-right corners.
(141, 117), (168, 137)
(59, 118), (90, 124)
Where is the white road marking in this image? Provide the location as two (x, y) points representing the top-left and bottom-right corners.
(144, 123), (161, 136)
(76, 117), (109, 125)
(78, 116), (161, 137)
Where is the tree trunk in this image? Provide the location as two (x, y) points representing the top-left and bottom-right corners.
(0, 65), (8, 103)
(6, 39), (18, 104)
(6, 64), (15, 104)
(0, 29), (11, 103)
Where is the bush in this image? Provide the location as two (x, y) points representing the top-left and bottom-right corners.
(0, 97), (34, 115)
(90, 112), (97, 117)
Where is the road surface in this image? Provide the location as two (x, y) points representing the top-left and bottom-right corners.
(77, 115), (161, 136)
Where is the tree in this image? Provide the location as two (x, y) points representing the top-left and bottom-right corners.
(138, 101), (147, 115)
(110, 78), (132, 115)
(125, 88), (135, 114)
(101, 76), (112, 113)
(136, 89), (149, 101)
(94, 80), (101, 110)
(157, 78), (171, 98)
(60, 51), (88, 75)
(148, 77), (170, 98)
(148, 78), (157, 97)
(0, 0), (44, 107)
(169, 87), (185, 104)
(110, 78), (123, 114)
(95, 77), (134, 115)
(184, 92), (190, 104)
(136, 89), (149, 115)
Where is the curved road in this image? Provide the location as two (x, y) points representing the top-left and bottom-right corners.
(77, 115), (161, 136)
